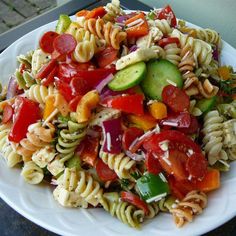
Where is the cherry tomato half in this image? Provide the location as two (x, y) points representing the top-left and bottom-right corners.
(162, 85), (190, 113)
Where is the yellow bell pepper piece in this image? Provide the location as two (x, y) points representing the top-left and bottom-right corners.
(218, 66), (230, 80)
(127, 114), (157, 131)
(43, 95), (56, 120)
(76, 90), (100, 123)
(148, 101), (167, 120)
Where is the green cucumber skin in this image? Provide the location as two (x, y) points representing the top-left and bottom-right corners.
(196, 96), (216, 113)
(141, 59), (183, 100)
(108, 62), (147, 91)
(56, 15), (71, 34)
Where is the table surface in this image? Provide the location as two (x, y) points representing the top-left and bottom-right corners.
(0, 0), (236, 235)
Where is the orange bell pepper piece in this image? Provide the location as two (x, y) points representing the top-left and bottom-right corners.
(76, 7), (106, 19)
(125, 12), (149, 38)
(127, 114), (157, 131)
(218, 66), (230, 80)
(76, 9), (89, 17)
(148, 101), (167, 120)
(196, 168), (220, 192)
(43, 96), (56, 120)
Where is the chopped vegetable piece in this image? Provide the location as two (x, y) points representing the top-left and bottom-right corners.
(76, 9), (89, 17)
(42, 64), (58, 86)
(145, 151), (162, 175)
(55, 78), (74, 102)
(157, 5), (177, 27)
(96, 47), (118, 68)
(2, 104), (13, 124)
(127, 114), (157, 131)
(66, 155), (81, 170)
(102, 117), (123, 154)
(96, 158), (117, 182)
(76, 136), (99, 167)
(141, 59), (183, 100)
(85, 6), (107, 19)
(162, 85), (190, 113)
(8, 97), (41, 143)
(76, 90), (100, 123)
(178, 115), (199, 134)
(104, 94), (144, 115)
(56, 14), (71, 34)
(43, 96), (56, 120)
(218, 66), (230, 80)
(137, 172), (170, 203)
(122, 127), (144, 151)
(121, 191), (149, 215)
(196, 96), (216, 113)
(158, 37), (180, 48)
(161, 112), (191, 128)
(108, 62), (146, 91)
(36, 59), (57, 80)
(125, 12), (149, 38)
(68, 96), (82, 112)
(148, 101), (167, 120)
(196, 169), (220, 192)
(39, 31), (59, 53)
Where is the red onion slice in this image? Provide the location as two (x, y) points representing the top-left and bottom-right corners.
(96, 73), (114, 93)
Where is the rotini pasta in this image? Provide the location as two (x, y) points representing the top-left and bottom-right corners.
(100, 192), (144, 228)
(25, 84), (56, 105)
(21, 161), (44, 184)
(99, 150), (136, 180)
(103, 0), (122, 22)
(202, 110), (228, 165)
(170, 191), (207, 228)
(164, 43), (181, 66)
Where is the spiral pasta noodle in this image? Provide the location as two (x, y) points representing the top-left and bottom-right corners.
(75, 170), (103, 206)
(100, 192), (144, 228)
(171, 29), (212, 66)
(21, 161), (44, 184)
(103, 0), (122, 22)
(0, 124), (22, 167)
(227, 146), (236, 161)
(146, 202), (159, 219)
(15, 69), (36, 89)
(25, 84), (56, 105)
(56, 121), (87, 163)
(17, 50), (34, 68)
(53, 167), (88, 208)
(170, 191), (207, 228)
(81, 18), (127, 49)
(164, 43), (181, 66)
(16, 122), (55, 161)
(222, 119), (236, 148)
(202, 110), (228, 165)
(99, 150), (136, 180)
(154, 19), (173, 35)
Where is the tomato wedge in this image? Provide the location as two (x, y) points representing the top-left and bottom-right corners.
(157, 5), (177, 27)
(96, 158), (117, 182)
(168, 175), (195, 199)
(121, 191), (149, 215)
(41, 64), (58, 86)
(104, 94), (144, 115)
(68, 96), (82, 112)
(39, 31), (59, 53)
(145, 151), (162, 175)
(96, 47), (118, 68)
(53, 34), (77, 56)
(76, 136), (99, 167)
(8, 97), (41, 143)
(158, 37), (180, 48)
(85, 6), (107, 19)
(143, 130), (207, 180)
(122, 127), (144, 151)
(70, 77), (91, 96)
(162, 85), (190, 113)
(36, 59), (57, 80)
(54, 78), (74, 102)
(2, 104), (14, 124)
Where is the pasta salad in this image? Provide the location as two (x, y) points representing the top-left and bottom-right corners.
(0, 0), (236, 229)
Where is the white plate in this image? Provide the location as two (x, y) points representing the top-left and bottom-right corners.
(1, 12), (236, 236)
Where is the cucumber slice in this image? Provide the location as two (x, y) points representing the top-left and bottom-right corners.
(196, 96), (216, 113)
(108, 62), (146, 91)
(56, 15), (71, 34)
(141, 59), (183, 100)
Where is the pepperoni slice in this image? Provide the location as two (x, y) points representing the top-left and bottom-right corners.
(53, 34), (77, 56)
(96, 159), (117, 182)
(39, 31), (59, 53)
